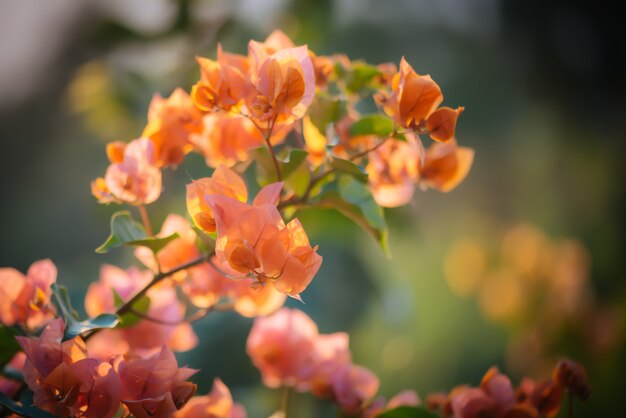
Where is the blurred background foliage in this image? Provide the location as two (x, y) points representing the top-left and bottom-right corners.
(0, 0), (624, 416)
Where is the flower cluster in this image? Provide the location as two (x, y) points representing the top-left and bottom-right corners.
(426, 359), (590, 418)
(246, 308), (419, 417)
(0, 30), (519, 418)
(0, 259), (57, 331)
(14, 319), (196, 418)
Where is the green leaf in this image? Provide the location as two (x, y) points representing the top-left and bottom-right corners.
(308, 94), (347, 132)
(349, 114), (394, 138)
(0, 393), (57, 418)
(377, 406), (439, 418)
(50, 283), (79, 322)
(253, 148), (309, 185)
(112, 290), (151, 328)
(345, 62), (383, 94)
(51, 284), (119, 340)
(64, 314), (119, 340)
(192, 226), (216, 254)
(317, 176), (389, 256)
(330, 157), (368, 183)
(0, 326), (21, 366)
(285, 160), (311, 197)
(96, 211), (179, 254)
(280, 149), (309, 179)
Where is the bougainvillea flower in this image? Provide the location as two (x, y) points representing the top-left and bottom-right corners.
(424, 106), (464, 143)
(449, 387), (500, 418)
(135, 214), (201, 275)
(302, 115), (328, 166)
(246, 308), (319, 388)
(191, 45), (252, 112)
(254, 30), (295, 54)
(85, 264), (197, 358)
(480, 367), (516, 410)
(0, 259), (56, 330)
(174, 378), (247, 418)
(248, 42), (315, 124)
(364, 390), (420, 418)
(553, 358), (591, 401)
(225, 276), (287, 318)
(181, 260), (226, 310)
(523, 378), (563, 417)
(304, 332), (351, 396)
(106, 141), (127, 163)
(187, 165), (250, 234)
(207, 193), (321, 299)
(366, 134), (423, 207)
(16, 319), (120, 418)
(330, 363), (380, 415)
(190, 114), (265, 169)
(142, 88), (204, 167)
(94, 137), (162, 205)
(419, 140), (474, 192)
(310, 52), (334, 88)
(331, 114), (377, 160)
(377, 57), (443, 128)
(118, 346), (197, 418)
(260, 218), (323, 298)
(181, 256), (287, 317)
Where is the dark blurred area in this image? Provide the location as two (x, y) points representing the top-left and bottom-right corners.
(1, 0), (624, 416)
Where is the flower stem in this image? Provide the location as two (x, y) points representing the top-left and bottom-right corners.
(138, 205), (154, 236)
(83, 253), (210, 341)
(279, 386), (292, 418)
(264, 117), (282, 182)
(117, 254), (209, 315)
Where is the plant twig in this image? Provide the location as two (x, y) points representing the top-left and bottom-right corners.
(263, 116), (282, 181)
(128, 301), (235, 326)
(349, 137), (390, 162)
(138, 205), (154, 236)
(279, 386), (292, 418)
(83, 253), (211, 341)
(117, 254), (210, 315)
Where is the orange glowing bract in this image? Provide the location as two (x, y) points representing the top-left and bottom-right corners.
(142, 88), (204, 167)
(0, 259), (56, 330)
(94, 137), (162, 206)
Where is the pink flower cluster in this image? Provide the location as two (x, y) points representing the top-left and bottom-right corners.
(247, 308), (419, 416)
(14, 319), (197, 418)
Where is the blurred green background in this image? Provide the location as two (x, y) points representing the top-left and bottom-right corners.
(1, 0), (624, 416)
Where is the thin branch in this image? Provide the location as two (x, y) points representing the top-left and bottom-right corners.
(279, 386), (292, 418)
(263, 116), (282, 181)
(349, 137), (390, 162)
(127, 300), (234, 326)
(117, 254), (210, 315)
(138, 205), (154, 236)
(83, 253), (211, 341)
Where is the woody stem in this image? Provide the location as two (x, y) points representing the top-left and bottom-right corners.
(349, 136), (390, 162)
(138, 205), (154, 236)
(83, 253), (211, 341)
(117, 254), (210, 315)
